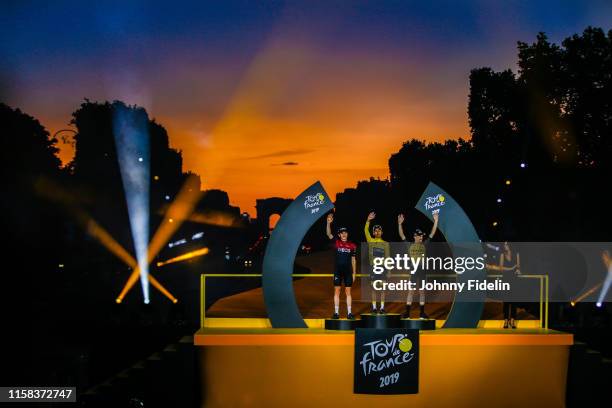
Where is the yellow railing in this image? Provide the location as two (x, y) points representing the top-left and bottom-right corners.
(200, 273), (549, 329)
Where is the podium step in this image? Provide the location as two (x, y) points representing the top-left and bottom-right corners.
(360, 313), (402, 329)
(324, 318), (361, 330)
(401, 318), (436, 330)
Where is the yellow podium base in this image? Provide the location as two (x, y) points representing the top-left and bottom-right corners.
(195, 319), (572, 408)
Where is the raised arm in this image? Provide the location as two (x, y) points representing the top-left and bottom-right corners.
(429, 212), (439, 239)
(397, 214), (406, 241)
(364, 212), (375, 242)
(326, 213), (334, 240)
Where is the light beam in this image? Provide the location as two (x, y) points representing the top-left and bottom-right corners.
(113, 102), (151, 303)
(156, 247), (210, 267)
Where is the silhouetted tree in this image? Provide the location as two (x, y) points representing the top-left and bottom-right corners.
(390, 27), (612, 241)
(0, 102), (64, 249)
(0, 102), (65, 384)
(333, 178), (396, 242)
(561, 27), (612, 167)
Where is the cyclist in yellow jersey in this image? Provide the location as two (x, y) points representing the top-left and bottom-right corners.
(398, 212), (438, 318)
(365, 211), (390, 314)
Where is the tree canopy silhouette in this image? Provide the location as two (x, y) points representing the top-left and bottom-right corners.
(385, 27), (612, 241)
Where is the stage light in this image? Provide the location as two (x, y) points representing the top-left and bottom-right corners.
(596, 285), (610, 306)
(169, 238), (187, 247)
(485, 243), (500, 251)
(144, 299), (150, 304)
(116, 267), (142, 304)
(165, 195), (170, 200)
(596, 263), (612, 308)
(116, 268), (178, 304)
(505, 180), (511, 185)
(496, 198), (502, 203)
(58, 264), (64, 268)
(86, 218), (138, 267)
(119, 174), (203, 300)
(156, 247), (210, 267)
(570, 302), (575, 307)
(33, 178), (135, 268)
(113, 103), (151, 303)
(571, 281), (603, 305)
(148, 274), (179, 303)
(520, 162), (526, 168)
(36, 177), (140, 290)
(596, 302), (602, 307)
(147, 174), (203, 264)
(492, 221), (498, 227)
(33, 176), (179, 305)
(154, 175), (159, 181)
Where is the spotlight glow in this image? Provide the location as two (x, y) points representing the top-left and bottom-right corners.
(116, 174), (204, 301)
(148, 274), (179, 303)
(596, 253), (612, 307)
(146, 174), (203, 264)
(113, 103), (151, 303)
(156, 247), (209, 267)
(571, 282), (603, 305)
(596, 276), (611, 306)
(116, 268), (178, 304)
(33, 175), (178, 305)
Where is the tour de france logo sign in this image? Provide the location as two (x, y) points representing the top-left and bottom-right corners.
(303, 192), (326, 214)
(424, 193), (446, 213)
(354, 328), (419, 394)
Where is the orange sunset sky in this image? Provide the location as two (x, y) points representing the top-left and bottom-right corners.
(3, 1), (610, 214)
(53, 42), (471, 215)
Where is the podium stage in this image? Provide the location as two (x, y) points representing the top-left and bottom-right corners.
(194, 318), (572, 408)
